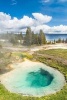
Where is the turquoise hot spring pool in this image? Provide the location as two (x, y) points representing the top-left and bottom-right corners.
(0, 60), (65, 97)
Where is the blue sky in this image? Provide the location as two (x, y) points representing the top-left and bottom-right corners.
(0, 0), (67, 25)
(0, 0), (67, 33)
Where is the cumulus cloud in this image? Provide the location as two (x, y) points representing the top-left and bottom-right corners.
(11, 0), (17, 5)
(51, 25), (67, 33)
(31, 25), (50, 33)
(0, 12), (67, 34)
(31, 25), (67, 34)
(0, 12), (52, 33)
(0, 12), (11, 21)
(32, 13), (52, 24)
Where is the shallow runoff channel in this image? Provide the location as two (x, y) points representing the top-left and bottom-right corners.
(0, 60), (66, 97)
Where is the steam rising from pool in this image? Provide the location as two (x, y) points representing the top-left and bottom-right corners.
(0, 60), (65, 97)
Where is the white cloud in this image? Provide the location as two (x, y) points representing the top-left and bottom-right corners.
(11, 0), (17, 5)
(51, 25), (67, 33)
(31, 25), (50, 33)
(32, 13), (52, 24)
(0, 12), (67, 34)
(0, 12), (52, 33)
(0, 12), (11, 21)
(31, 25), (67, 34)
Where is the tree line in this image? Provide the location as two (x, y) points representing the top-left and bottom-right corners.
(0, 27), (46, 46)
(23, 27), (46, 46)
(0, 27), (67, 46)
(51, 38), (67, 44)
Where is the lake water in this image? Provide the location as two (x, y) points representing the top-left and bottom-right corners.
(45, 34), (67, 41)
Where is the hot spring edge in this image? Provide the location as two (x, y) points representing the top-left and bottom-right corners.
(0, 60), (65, 97)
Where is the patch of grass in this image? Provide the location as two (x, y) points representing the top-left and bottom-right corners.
(0, 84), (67, 100)
(37, 49), (67, 60)
(12, 52), (33, 60)
(33, 49), (67, 99)
(0, 84), (47, 100)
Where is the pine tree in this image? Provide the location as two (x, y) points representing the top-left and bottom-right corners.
(31, 31), (35, 45)
(62, 39), (65, 43)
(24, 27), (32, 46)
(54, 39), (56, 44)
(34, 34), (39, 45)
(39, 30), (46, 45)
(57, 38), (62, 43)
(9, 34), (18, 45)
(65, 38), (67, 43)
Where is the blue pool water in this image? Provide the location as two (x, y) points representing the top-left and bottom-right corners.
(0, 61), (65, 97)
(26, 68), (53, 88)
